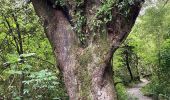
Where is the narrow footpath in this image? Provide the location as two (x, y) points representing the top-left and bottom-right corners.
(127, 79), (152, 100)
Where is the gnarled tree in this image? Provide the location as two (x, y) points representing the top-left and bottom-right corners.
(31, 0), (144, 99)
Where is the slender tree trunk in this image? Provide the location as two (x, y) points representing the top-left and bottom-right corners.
(135, 56), (140, 81)
(12, 14), (25, 99)
(31, 0), (144, 99)
(125, 49), (134, 81)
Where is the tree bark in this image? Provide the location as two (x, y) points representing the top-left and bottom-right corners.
(31, 0), (144, 99)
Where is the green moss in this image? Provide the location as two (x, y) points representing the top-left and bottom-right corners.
(77, 48), (93, 99)
(76, 41), (110, 99)
(79, 49), (93, 67)
(78, 66), (92, 99)
(94, 38), (110, 57)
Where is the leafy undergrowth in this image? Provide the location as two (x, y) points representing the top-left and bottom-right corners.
(141, 82), (170, 100)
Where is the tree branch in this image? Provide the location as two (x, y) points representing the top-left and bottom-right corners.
(12, 14), (23, 54)
(107, 0), (144, 53)
(3, 14), (21, 54)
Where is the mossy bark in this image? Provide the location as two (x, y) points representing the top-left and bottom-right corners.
(31, 0), (143, 99)
(75, 43), (117, 99)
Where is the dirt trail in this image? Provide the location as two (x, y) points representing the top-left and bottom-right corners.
(127, 79), (152, 100)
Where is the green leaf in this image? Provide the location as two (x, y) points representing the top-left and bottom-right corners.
(7, 54), (20, 63)
(19, 53), (36, 58)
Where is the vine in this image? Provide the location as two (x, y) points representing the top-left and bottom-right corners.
(89, 0), (136, 33)
(54, 0), (66, 6)
(89, 0), (116, 37)
(116, 0), (135, 17)
(52, 0), (136, 45)
(72, 0), (87, 45)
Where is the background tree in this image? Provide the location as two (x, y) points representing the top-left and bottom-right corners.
(31, 0), (144, 99)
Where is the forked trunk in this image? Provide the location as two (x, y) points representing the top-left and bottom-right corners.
(31, 0), (144, 99)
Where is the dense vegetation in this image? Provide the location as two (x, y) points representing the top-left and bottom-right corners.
(114, 1), (170, 99)
(0, 0), (170, 100)
(0, 1), (66, 99)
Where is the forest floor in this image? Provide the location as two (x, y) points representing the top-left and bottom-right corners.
(127, 78), (152, 100)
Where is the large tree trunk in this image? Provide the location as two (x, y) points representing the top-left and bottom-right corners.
(31, 0), (144, 99)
